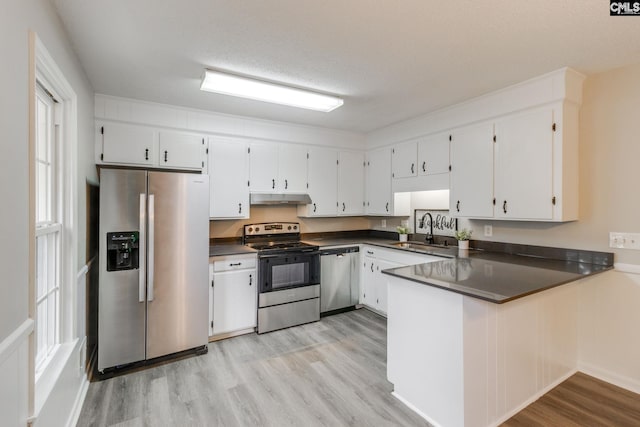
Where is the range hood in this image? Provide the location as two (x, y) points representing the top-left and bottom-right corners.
(250, 193), (312, 205)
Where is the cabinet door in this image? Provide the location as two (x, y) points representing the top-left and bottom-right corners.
(249, 142), (279, 192)
(212, 269), (257, 335)
(101, 122), (156, 166)
(450, 122), (495, 218)
(360, 257), (376, 306)
(392, 141), (418, 178)
(366, 148), (392, 215)
(374, 259), (401, 314)
(209, 265), (214, 337)
(338, 151), (365, 215)
(209, 137), (250, 219)
(418, 132), (450, 176)
(494, 108), (554, 220)
(278, 144), (308, 193)
(158, 132), (206, 170)
(306, 147), (338, 216)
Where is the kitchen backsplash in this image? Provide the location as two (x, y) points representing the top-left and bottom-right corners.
(209, 205), (371, 238)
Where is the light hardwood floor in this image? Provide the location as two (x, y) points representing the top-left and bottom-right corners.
(77, 309), (431, 426)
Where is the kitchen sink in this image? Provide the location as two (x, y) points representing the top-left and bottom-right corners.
(392, 241), (451, 251)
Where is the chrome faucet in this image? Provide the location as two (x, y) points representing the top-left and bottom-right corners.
(419, 212), (435, 244)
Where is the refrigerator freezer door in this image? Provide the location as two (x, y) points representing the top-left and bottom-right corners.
(146, 171), (209, 359)
(98, 169), (147, 371)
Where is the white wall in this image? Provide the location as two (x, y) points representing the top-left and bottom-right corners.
(0, 0), (94, 426)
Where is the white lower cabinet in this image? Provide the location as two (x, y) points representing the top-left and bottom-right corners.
(209, 255), (257, 337)
(360, 245), (440, 315)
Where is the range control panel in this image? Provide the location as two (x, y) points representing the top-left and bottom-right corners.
(106, 231), (140, 271)
(244, 222), (299, 236)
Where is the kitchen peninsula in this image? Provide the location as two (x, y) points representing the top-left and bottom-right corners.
(383, 246), (613, 427)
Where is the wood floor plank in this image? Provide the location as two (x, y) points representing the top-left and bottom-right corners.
(502, 372), (640, 427)
(77, 308), (431, 427)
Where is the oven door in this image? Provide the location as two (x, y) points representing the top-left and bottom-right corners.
(258, 251), (320, 293)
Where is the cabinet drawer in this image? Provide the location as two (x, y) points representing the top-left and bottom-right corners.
(213, 256), (256, 272)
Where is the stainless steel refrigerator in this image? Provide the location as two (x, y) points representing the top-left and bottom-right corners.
(98, 168), (209, 372)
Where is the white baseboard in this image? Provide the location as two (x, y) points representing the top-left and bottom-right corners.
(488, 368), (577, 426)
(391, 391), (442, 427)
(578, 362), (640, 395)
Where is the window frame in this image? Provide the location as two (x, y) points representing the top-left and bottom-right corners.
(29, 32), (79, 419)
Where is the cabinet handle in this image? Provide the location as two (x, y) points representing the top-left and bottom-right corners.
(164, 150), (168, 162)
(422, 161), (426, 173)
(229, 262), (242, 267)
(385, 202), (389, 212)
(456, 200), (460, 212)
(342, 202), (346, 212)
(272, 178), (275, 189)
(371, 263), (374, 272)
(239, 203), (242, 214)
(366, 250), (374, 255)
(249, 274), (252, 286)
(503, 200), (508, 214)
(313, 203), (316, 212)
(145, 148), (149, 161)
(285, 179), (288, 189)
(411, 163), (415, 174)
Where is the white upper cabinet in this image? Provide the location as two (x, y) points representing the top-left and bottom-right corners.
(365, 147), (393, 215)
(418, 132), (450, 176)
(450, 103), (579, 222)
(248, 142), (279, 192)
(449, 122), (495, 218)
(99, 122), (156, 167)
(494, 107), (554, 220)
(392, 141), (418, 178)
(338, 151), (365, 215)
(97, 122), (206, 171)
(158, 131), (206, 171)
(300, 146), (338, 217)
(208, 137), (250, 219)
(249, 142), (307, 193)
(278, 144), (308, 193)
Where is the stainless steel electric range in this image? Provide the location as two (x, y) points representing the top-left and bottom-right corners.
(244, 222), (320, 333)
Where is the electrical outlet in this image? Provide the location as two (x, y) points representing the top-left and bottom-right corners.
(610, 232), (640, 249)
(381, 219), (387, 228)
(484, 225), (493, 237)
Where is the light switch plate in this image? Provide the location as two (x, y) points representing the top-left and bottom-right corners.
(381, 219), (387, 228)
(609, 232), (640, 250)
(484, 225), (493, 237)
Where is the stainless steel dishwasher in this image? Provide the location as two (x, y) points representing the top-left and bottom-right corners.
(320, 246), (360, 314)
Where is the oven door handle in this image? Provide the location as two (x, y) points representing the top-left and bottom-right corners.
(258, 254), (284, 259)
(259, 250), (320, 259)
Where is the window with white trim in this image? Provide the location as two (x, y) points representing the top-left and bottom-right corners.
(34, 83), (62, 374)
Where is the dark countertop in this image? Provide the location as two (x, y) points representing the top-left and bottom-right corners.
(382, 251), (613, 304)
(209, 234), (613, 303)
(209, 244), (256, 258)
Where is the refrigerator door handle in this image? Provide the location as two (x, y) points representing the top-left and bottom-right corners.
(148, 194), (155, 302)
(138, 193), (146, 303)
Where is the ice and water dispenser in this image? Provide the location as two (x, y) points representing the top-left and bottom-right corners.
(106, 232), (140, 271)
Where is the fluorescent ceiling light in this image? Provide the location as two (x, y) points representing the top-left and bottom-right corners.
(200, 69), (343, 112)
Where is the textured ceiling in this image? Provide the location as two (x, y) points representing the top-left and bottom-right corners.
(52, 0), (640, 132)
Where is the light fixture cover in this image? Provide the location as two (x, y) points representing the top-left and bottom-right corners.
(200, 69), (343, 112)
